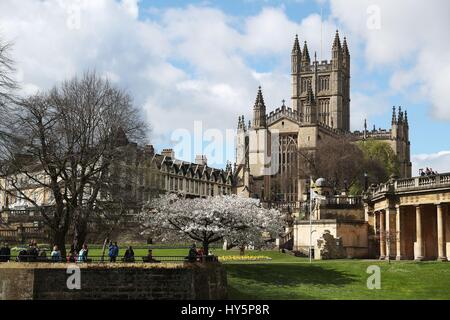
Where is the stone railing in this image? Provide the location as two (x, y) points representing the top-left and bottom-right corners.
(323, 196), (363, 207)
(371, 172), (450, 197)
(351, 129), (392, 140)
(264, 201), (301, 212)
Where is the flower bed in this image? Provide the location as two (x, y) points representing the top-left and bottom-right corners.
(218, 255), (272, 262)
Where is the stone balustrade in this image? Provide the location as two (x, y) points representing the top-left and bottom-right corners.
(370, 173), (450, 197)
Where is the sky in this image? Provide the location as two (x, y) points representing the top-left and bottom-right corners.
(0, 0), (449, 174)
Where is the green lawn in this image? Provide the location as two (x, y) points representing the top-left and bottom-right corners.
(225, 256), (450, 300)
(90, 248), (450, 299)
(7, 245), (450, 299)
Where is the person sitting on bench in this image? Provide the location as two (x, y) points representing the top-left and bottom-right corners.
(142, 249), (160, 263)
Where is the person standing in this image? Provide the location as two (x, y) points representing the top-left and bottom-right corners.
(109, 241), (119, 262)
(78, 244), (89, 263)
(0, 243), (11, 262)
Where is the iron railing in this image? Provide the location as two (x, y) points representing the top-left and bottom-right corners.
(0, 255), (218, 263)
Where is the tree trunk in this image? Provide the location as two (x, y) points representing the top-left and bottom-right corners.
(50, 229), (67, 258)
(72, 219), (88, 253)
(101, 238), (109, 262)
(240, 246), (245, 256)
(202, 241), (209, 256)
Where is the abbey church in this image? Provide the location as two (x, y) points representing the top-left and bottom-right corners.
(234, 31), (412, 207)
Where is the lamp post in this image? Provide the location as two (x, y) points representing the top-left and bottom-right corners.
(364, 172), (369, 192)
(303, 178), (315, 263)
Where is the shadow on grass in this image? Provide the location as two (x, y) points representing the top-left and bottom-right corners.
(226, 263), (357, 286)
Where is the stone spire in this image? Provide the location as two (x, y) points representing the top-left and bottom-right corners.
(332, 30), (343, 70)
(332, 30), (341, 49)
(398, 106), (404, 123)
(302, 41), (310, 65)
(253, 86), (267, 129)
(342, 36), (350, 71)
(238, 115), (247, 131)
(342, 36), (349, 56)
(254, 86), (265, 107)
(292, 34), (301, 54)
(291, 34), (302, 75)
(404, 109), (409, 126)
(392, 106), (397, 125)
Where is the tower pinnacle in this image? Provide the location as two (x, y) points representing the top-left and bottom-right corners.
(332, 30), (341, 49)
(302, 41), (310, 65)
(392, 106), (397, 125)
(253, 86), (266, 129)
(292, 34), (301, 54)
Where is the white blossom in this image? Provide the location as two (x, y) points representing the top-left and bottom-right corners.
(139, 193), (284, 252)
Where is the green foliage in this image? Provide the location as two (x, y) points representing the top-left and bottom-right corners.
(357, 139), (400, 183)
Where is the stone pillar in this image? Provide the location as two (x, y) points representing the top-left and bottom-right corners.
(385, 207), (393, 259)
(415, 205), (424, 261)
(396, 206), (404, 260)
(379, 210), (386, 260)
(437, 204), (447, 261)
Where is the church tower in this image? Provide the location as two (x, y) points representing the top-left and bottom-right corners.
(290, 30), (350, 131)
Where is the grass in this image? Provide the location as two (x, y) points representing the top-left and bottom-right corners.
(6, 245), (450, 299)
(225, 257), (450, 300)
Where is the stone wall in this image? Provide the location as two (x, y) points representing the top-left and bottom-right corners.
(0, 263), (227, 300)
(293, 219), (369, 258)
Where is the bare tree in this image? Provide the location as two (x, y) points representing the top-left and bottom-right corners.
(297, 137), (365, 192)
(0, 37), (17, 109)
(0, 72), (147, 255)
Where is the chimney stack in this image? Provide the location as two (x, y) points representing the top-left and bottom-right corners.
(195, 155), (208, 166)
(161, 149), (175, 159)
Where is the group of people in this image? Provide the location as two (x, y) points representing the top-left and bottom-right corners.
(65, 244), (89, 263)
(108, 241), (143, 263)
(419, 167), (439, 176)
(0, 241), (89, 263)
(0, 241), (213, 264)
(186, 244), (208, 262)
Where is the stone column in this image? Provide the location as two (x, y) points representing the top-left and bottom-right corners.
(385, 207), (391, 259)
(379, 210), (386, 260)
(396, 205), (404, 260)
(415, 205), (424, 261)
(437, 204), (447, 261)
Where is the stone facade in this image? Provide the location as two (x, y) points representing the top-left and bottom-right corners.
(365, 173), (450, 261)
(0, 141), (233, 244)
(0, 263), (227, 300)
(234, 31), (412, 206)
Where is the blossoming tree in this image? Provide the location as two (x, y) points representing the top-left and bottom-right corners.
(140, 193), (284, 255)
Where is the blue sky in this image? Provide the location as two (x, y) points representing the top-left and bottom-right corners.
(0, 0), (449, 173)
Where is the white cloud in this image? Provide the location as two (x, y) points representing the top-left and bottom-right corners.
(350, 92), (390, 131)
(3, 0), (446, 167)
(0, 1), (341, 166)
(329, 0), (450, 120)
(412, 151), (450, 176)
